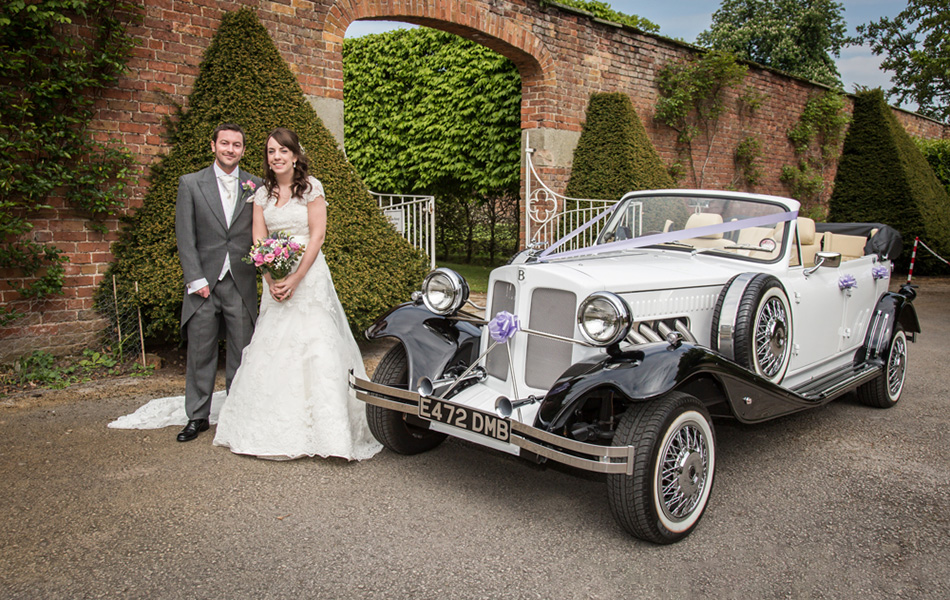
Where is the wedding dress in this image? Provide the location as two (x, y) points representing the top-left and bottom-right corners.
(111, 176), (382, 461)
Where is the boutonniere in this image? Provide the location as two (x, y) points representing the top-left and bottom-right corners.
(240, 179), (257, 202)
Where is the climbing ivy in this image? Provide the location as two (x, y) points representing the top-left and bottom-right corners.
(0, 0), (137, 325)
(654, 51), (749, 187)
(780, 90), (850, 217)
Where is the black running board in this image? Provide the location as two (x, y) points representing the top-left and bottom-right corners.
(791, 363), (882, 401)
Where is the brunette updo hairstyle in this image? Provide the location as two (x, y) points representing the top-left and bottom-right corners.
(263, 127), (311, 199)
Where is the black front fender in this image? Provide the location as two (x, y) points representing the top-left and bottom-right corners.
(537, 342), (707, 430)
(856, 288), (921, 367)
(366, 302), (482, 391)
(537, 341), (831, 430)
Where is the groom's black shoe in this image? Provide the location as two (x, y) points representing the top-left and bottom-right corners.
(177, 419), (210, 442)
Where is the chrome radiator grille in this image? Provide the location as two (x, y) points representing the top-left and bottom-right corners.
(486, 280), (515, 380)
(525, 288), (576, 389)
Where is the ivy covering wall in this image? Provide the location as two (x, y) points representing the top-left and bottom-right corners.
(103, 9), (427, 340)
(0, 0), (136, 325)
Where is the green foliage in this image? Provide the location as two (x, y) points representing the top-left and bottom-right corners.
(697, 0), (847, 87)
(733, 135), (763, 188)
(104, 9), (428, 340)
(438, 262), (491, 294)
(780, 90), (850, 212)
(343, 28), (522, 263)
(543, 1), (659, 33)
(829, 89), (950, 273)
(915, 137), (950, 195)
(1, 347), (150, 393)
(853, 0), (950, 122)
(565, 92), (674, 200)
(0, 0), (136, 324)
(654, 51), (749, 186)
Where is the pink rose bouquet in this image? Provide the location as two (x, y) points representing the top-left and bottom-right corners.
(243, 231), (305, 280)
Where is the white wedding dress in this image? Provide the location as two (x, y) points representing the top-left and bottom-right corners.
(111, 176), (382, 462)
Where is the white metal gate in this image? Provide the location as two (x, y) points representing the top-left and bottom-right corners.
(524, 136), (621, 252)
(372, 192), (436, 270)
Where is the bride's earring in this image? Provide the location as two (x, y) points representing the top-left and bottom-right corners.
(293, 161), (297, 168)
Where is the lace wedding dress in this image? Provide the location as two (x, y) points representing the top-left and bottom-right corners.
(111, 177), (382, 462)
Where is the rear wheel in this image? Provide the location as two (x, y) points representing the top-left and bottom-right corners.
(367, 344), (447, 454)
(857, 327), (907, 408)
(607, 392), (716, 544)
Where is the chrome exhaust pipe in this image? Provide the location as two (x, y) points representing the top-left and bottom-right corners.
(494, 395), (540, 418)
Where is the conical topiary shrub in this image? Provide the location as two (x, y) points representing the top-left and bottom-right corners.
(828, 89), (950, 273)
(102, 8), (428, 339)
(565, 92), (675, 201)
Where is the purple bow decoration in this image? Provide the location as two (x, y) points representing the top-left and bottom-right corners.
(489, 311), (520, 343)
(838, 274), (857, 290)
(871, 265), (889, 280)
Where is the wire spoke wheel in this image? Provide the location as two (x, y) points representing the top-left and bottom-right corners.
(608, 392), (716, 544)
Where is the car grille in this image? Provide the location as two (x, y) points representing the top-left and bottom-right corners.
(486, 280), (516, 380)
(525, 288), (576, 389)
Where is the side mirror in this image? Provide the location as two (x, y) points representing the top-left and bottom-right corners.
(804, 251), (842, 276)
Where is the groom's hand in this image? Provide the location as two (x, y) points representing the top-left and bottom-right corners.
(196, 285), (210, 298)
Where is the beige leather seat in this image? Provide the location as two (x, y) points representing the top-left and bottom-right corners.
(823, 231), (867, 261)
(790, 217), (820, 267)
(683, 213), (730, 249)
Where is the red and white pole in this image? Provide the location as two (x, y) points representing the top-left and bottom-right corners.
(906, 236), (919, 284)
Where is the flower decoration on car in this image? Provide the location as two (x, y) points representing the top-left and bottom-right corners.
(489, 311), (520, 343)
(871, 265), (890, 280)
(838, 274), (857, 295)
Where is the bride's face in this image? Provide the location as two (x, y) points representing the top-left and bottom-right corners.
(267, 137), (297, 178)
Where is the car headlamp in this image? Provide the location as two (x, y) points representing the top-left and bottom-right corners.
(421, 268), (469, 316)
(577, 292), (632, 347)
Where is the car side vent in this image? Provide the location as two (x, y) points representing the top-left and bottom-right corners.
(624, 318), (695, 346)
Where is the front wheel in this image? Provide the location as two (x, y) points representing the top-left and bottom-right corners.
(366, 343), (447, 454)
(857, 327), (907, 408)
(608, 392), (716, 544)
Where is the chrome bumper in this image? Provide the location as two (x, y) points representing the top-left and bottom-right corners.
(350, 373), (635, 476)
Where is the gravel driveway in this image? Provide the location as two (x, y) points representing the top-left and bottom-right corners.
(1, 285), (948, 599)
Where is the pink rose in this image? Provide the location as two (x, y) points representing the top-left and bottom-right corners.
(253, 255), (265, 267)
(282, 247), (290, 258)
(289, 242), (300, 252)
(264, 252), (275, 263)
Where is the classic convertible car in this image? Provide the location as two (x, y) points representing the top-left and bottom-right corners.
(350, 190), (919, 544)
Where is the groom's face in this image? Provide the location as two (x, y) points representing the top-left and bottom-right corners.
(211, 130), (245, 173)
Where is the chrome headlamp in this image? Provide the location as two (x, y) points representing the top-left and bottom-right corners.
(577, 291), (632, 347)
(421, 268), (469, 316)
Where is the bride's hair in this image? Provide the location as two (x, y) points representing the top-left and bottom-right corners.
(263, 127), (312, 200)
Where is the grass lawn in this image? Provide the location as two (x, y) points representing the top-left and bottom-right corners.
(437, 262), (493, 294)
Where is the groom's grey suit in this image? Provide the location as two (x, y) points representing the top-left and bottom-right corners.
(175, 164), (262, 420)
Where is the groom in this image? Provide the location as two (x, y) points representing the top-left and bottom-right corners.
(175, 123), (262, 442)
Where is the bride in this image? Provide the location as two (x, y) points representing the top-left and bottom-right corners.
(112, 127), (382, 462)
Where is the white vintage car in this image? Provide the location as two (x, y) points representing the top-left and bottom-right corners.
(350, 190), (919, 544)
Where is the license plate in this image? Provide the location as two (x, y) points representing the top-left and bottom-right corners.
(418, 396), (510, 443)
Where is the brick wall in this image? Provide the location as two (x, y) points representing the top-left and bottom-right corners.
(2, 0), (946, 360)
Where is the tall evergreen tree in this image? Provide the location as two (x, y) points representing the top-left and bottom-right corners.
(566, 92), (675, 201)
(104, 9), (427, 339)
(829, 89), (950, 273)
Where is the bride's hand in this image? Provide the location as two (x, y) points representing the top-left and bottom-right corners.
(271, 273), (300, 301)
(264, 273), (281, 301)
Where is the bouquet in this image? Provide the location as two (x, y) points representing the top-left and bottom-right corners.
(243, 231), (306, 280)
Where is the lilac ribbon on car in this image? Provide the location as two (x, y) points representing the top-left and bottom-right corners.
(838, 274), (857, 290)
(871, 265), (890, 280)
(489, 311), (520, 343)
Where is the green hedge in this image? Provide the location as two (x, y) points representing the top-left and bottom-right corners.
(102, 9), (427, 340)
(829, 89), (950, 273)
(565, 92), (674, 200)
(915, 137), (950, 196)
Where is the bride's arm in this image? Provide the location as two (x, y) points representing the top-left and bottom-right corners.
(252, 202), (279, 296)
(270, 194), (326, 301)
